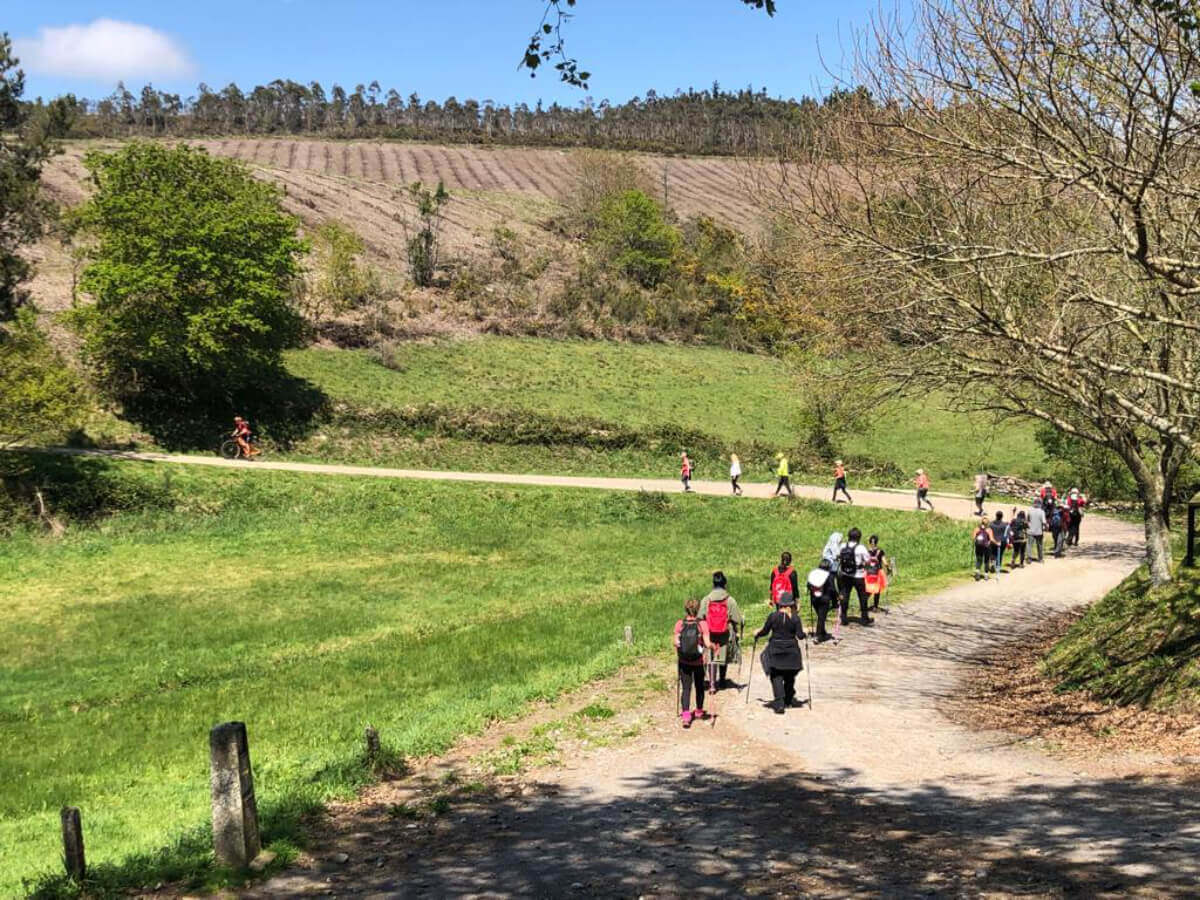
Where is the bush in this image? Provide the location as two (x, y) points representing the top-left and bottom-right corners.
(298, 220), (382, 321)
(0, 309), (83, 448)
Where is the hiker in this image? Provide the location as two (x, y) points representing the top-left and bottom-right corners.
(806, 558), (838, 642)
(773, 453), (794, 498)
(769, 552), (800, 608)
(680, 451), (694, 493)
(973, 473), (988, 516)
(989, 511), (1008, 573)
(1027, 498), (1047, 563)
(836, 527), (873, 625)
(1008, 510), (1029, 568)
(729, 454), (743, 497)
(1067, 488), (1086, 546)
(1049, 504), (1066, 558)
(832, 460), (853, 503)
(915, 469), (934, 511)
(673, 598), (714, 728)
(864, 534), (891, 610)
(700, 571), (744, 689)
(754, 592), (806, 714)
(1039, 481), (1059, 511)
(972, 517), (992, 580)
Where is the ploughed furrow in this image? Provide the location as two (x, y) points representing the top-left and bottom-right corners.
(455, 148), (496, 192)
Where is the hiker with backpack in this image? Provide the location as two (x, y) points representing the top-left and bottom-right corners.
(1008, 510), (1029, 568)
(753, 592), (806, 714)
(989, 511), (1008, 573)
(1049, 505), (1066, 557)
(773, 453), (794, 498)
(806, 558), (838, 642)
(673, 598), (715, 728)
(1040, 481), (1059, 513)
(700, 571), (744, 690)
(973, 473), (988, 516)
(1067, 488), (1086, 545)
(769, 552), (800, 609)
(973, 517), (992, 580)
(915, 469), (934, 511)
(864, 535), (891, 611)
(837, 527), (874, 626)
(832, 460), (853, 503)
(729, 454), (743, 497)
(1027, 498), (1047, 563)
(680, 451), (695, 493)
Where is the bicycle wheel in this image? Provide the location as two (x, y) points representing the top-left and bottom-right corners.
(219, 439), (241, 460)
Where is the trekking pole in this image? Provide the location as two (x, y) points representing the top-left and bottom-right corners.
(803, 633), (813, 709)
(745, 638), (759, 705)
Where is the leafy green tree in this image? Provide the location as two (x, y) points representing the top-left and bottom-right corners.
(403, 181), (450, 287)
(0, 309), (82, 448)
(593, 190), (680, 288)
(70, 142), (308, 430)
(0, 33), (59, 320)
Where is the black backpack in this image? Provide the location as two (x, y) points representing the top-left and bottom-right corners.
(678, 619), (702, 662)
(1050, 510), (1063, 531)
(838, 544), (858, 576)
(975, 528), (991, 548)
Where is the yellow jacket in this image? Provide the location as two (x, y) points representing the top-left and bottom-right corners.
(777, 457), (789, 477)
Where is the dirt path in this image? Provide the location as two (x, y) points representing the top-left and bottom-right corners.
(43, 447), (955, 512)
(46, 449), (1200, 895)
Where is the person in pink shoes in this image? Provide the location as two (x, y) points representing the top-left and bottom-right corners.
(673, 597), (714, 728)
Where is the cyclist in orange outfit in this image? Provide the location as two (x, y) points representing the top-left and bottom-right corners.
(231, 416), (258, 458)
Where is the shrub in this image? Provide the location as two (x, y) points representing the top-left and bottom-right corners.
(403, 181), (449, 287)
(593, 190), (680, 288)
(298, 220), (381, 321)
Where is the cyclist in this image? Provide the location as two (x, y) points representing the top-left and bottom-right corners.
(231, 416), (259, 459)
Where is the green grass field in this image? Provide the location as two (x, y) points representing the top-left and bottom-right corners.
(283, 338), (1045, 490)
(1, 458), (968, 896)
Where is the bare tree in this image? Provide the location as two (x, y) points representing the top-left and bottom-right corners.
(795, 0), (1200, 583)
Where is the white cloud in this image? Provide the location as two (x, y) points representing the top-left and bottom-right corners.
(14, 19), (194, 82)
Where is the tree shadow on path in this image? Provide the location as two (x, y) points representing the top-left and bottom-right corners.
(251, 761), (1200, 898)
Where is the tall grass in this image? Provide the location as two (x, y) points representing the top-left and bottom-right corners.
(2, 461), (965, 895)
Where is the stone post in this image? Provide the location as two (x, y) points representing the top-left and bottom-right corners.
(209, 722), (261, 868)
(364, 725), (381, 764)
(624, 625), (634, 646)
(60, 806), (86, 880)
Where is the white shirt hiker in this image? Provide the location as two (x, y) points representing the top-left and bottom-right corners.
(730, 459), (742, 478)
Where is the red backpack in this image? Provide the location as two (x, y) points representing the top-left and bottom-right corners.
(770, 566), (794, 606)
(706, 597), (730, 634)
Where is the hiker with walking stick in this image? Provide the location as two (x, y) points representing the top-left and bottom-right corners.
(753, 592), (806, 714)
(673, 598), (714, 728)
(700, 571), (743, 691)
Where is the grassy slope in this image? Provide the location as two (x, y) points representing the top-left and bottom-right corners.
(1, 459), (966, 896)
(1046, 565), (1200, 711)
(284, 339), (1045, 490)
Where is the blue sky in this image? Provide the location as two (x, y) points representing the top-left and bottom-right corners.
(8, 1), (886, 106)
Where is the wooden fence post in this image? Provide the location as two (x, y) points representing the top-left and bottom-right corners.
(209, 722), (261, 868)
(624, 625), (634, 646)
(364, 725), (381, 764)
(60, 806), (86, 880)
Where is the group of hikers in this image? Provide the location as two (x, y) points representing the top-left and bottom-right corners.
(970, 478), (1088, 579)
(681, 453), (933, 509)
(671, 529), (894, 726)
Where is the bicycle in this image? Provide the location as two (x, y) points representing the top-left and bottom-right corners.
(218, 434), (271, 461)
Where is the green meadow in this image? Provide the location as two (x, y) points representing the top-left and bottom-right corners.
(2, 458), (967, 895)
(283, 339), (1045, 489)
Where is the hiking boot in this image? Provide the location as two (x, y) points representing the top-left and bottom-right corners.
(787, 697), (805, 708)
(695, 708), (710, 720)
(839, 617), (849, 626)
(772, 703), (786, 715)
(681, 710), (692, 728)
(815, 633), (832, 643)
(860, 616), (874, 626)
